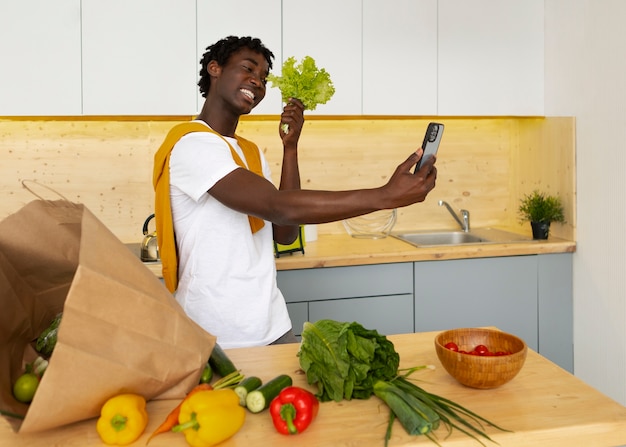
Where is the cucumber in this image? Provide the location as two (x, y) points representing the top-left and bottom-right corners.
(199, 363), (213, 384)
(234, 376), (263, 406)
(208, 343), (238, 378)
(245, 374), (292, 413)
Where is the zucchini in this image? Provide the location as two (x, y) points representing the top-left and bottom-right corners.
(245, 374), (292, 413)
(208, 343), (237, 378)
(234, 376), (263, 406)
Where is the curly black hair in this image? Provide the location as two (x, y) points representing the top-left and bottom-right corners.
(198, 36), (274, 98)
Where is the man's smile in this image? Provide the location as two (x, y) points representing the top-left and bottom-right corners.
(240, 88), (255, 102)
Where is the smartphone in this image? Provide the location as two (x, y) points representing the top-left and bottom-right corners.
(414, 122), (444, 173)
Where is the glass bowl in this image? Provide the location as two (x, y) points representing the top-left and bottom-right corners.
(342, 209), (397, 239)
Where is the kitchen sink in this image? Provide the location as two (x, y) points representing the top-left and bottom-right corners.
(391, 228), (535, 248)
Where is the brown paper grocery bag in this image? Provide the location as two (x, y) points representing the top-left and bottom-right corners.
(0, 199), (216, 433)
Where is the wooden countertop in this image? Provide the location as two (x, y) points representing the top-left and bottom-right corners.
(132, 232), (576, 277)
(275, 233), (576, 270)
(2, 330), (624, 447)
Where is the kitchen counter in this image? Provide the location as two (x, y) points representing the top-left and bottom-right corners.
(130, 232), (576, 276)
(276, 232), (575, 270)
(2, 329), (623, 447)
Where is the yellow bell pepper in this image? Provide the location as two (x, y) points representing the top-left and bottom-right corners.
(96, 393), (148, 446)
(172, 389), (245, 447)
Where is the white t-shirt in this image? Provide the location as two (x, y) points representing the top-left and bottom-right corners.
(168, 121), (292, 348)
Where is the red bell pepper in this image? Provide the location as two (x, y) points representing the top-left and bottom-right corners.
(269, 386), (319, 435)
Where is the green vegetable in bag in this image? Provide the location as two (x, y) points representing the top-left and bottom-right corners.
(35, 312), (62, 357)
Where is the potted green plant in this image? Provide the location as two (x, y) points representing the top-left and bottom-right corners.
(518, 190), (565, 240)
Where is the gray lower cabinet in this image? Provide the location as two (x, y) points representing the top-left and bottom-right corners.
(537, 253), (573, 371)
(308, 294), (414, 336)
(413, 256), (539, 351)
(277, 254), (573, 372)
(278, 263), (414, 337)
(285, 302), (308, 337)
(413, 254), (573, 372)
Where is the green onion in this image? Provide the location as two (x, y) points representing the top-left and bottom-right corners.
(211, 370), (244, 389)
(375, 372), (510, 446)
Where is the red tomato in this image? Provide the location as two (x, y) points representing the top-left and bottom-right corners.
(474, 344), (490, 356)
(444, 342), (459, 352)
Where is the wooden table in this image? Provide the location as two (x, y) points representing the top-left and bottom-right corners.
(2, 331), (625, 447)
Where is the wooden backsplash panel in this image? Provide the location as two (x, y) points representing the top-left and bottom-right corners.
(0, 120), (178, 242)
(240, 118), (513, 236)
(0, 116), (575, 243)
(513, 117), (576, 240)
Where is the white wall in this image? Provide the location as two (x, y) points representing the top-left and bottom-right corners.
(545, 0), (626, 405)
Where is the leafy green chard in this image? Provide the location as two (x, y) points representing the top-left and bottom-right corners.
(297, 320), (508, 446)
(267, 56), (335, 133)
(298, 320), (399, 402)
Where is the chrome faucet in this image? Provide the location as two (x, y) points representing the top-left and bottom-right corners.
(439, 200), (470, 232)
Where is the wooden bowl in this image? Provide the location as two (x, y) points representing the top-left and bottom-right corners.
(434, 328), (527, 389)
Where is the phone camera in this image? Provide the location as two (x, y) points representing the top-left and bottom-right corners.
(428, 124), (439, 142)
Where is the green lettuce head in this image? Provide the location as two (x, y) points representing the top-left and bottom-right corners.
(267, 56), (336, 111)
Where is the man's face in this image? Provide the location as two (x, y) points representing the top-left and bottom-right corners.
(212, 48), (269, 114)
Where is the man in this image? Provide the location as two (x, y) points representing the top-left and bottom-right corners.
(153, 36), (437, 348)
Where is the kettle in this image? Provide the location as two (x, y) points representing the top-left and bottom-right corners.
(140, 214), (160, 262)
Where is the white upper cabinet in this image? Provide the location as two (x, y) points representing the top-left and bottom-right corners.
(196, 0), (282, 115)
(282, 0), (362, 115)
(437, 0), (544, 116)
(81, 0), (197, 115)
(363, 0), (438, 115)
(0, 0), (81, 116)
(1, 0), (545, 117)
